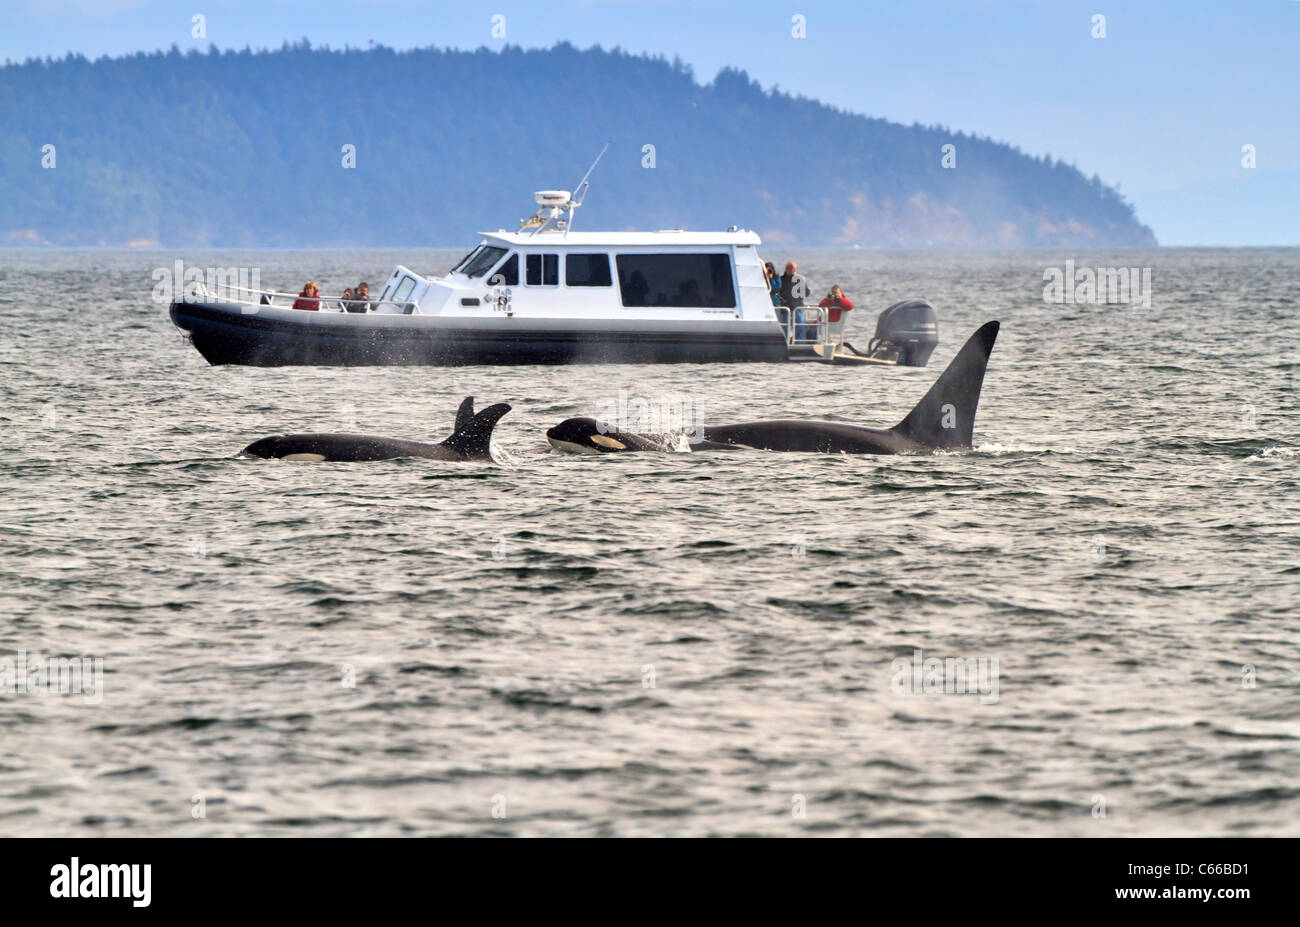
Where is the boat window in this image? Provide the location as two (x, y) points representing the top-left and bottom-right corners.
(461, 246), (508, 279)
(393, 275), (417, 305)
(615, 254), (736, 308)
(451, 246), (482, 274)
(565, 253), (612, 287)
(488, 253), (518, 287)
(526, 253), (559, 287)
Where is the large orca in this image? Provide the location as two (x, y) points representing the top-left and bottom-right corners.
(240, 397), (510, 462)
(546, 321), (999, 455)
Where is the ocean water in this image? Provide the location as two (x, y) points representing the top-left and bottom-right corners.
(0, 247), (1297, 837)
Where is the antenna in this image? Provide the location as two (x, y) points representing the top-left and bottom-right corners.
(569, 141), (610, 210)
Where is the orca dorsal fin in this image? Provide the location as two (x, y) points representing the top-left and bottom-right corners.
(440, 402), (512, 460)
(892, 321), (999, 449)
(454, 396), (475, 434)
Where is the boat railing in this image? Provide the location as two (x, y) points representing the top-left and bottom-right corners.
(780, 305), (838, 347)
(189, 280), (420, 314)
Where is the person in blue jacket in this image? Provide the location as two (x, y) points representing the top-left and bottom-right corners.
(765, 261), (788, 333)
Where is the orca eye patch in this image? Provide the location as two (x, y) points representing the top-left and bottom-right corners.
(590, 434), (627, 450)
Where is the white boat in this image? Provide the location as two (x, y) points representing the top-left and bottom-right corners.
(169, 157), (939, 367)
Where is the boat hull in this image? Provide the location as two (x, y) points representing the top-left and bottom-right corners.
(170, 301), (789, 366)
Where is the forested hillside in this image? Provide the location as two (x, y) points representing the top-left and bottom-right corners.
(0, 42), (1156, 247)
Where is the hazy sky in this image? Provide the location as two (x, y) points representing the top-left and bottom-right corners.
(4, 0), (1297, 245)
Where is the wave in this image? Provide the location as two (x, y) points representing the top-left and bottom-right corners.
(970, 443), (1078, 455)
(1246, 446), (1300, 461)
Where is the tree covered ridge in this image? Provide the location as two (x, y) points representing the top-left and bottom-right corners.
(1, 41), (1156, 248)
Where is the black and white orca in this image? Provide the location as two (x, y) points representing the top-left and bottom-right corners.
(240, 397), (510, 462)
(543, 422), (684, 455)
(546, 321), (999, 455)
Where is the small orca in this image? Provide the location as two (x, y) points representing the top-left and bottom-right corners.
(543, 422), (682, 455)
(546, 321), (999, 456)
(240, 397), (510, 462)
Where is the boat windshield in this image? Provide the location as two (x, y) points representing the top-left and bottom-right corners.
(459, 246), (508, 279)
(450, 246), (482, 274)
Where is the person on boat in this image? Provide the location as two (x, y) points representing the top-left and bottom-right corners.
(352, 281), (371, 312)
(764, 262), (788, 330)
(780, 262), (816, 343)
(292, 281), (321, 311)
(778, 261), (806, 310)
(623, 270), (649, 307)
(340, 287), (355, 312)
(819, 286), (854, 343)
(764, 263), (781, 306)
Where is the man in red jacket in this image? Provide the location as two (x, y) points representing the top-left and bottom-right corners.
(818, 285), (854, 323)
(819, 285), (853, 346)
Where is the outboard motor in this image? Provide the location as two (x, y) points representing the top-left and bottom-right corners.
(866, 299), (939, 367)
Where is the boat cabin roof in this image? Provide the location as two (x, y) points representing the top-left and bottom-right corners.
(480, 229), (762, 248)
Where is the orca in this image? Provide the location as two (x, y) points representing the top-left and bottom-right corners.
(240, 397), (510, 462)
(546, 321), (999, 455)
(543, 422), (681, 455)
